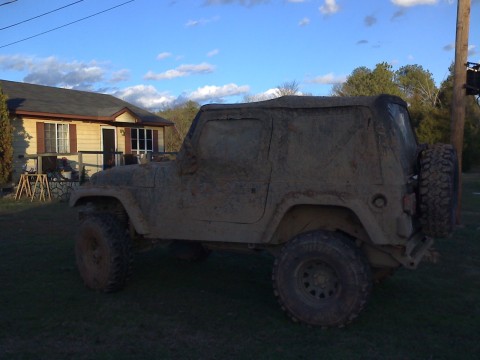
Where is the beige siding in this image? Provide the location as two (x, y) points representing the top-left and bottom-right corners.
(117, 127), (126, 153)
(76, 122), (103, 178)
(115, 112), (137, 123)
(11, 116), (165, 184)
(77, 122), (101, 152)
(157, 127), (165, 152)
(11, 116), (36, 182)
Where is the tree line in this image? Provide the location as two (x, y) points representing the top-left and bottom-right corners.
(0, 88), (13, 187)
(158, 63), (480, 171)
(335, 62), (479, 170)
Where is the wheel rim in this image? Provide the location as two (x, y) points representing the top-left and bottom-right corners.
(77, 232), (109, 289)
(296, 260), (340, 301)
(89, 238), (104, 266)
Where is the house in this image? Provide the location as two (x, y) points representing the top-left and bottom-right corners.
(0, 79), (173, 183)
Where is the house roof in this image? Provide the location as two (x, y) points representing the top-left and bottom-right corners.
(0, 79), (173, 127)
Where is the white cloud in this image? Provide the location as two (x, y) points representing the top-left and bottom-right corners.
(299, 17), (310, 26)
(0, 55), (112, 90)
(187, 83), (250, 102)
(309, 73), (346, 84)
(185, 19), (201, 27)
(0, 54), (32, 71)
(157, 52), (172, 60)
(110, 69), (130, 83)
(365, 15), (377, 27)
(469, 45), (477, 56)
(391, 0), (437, 7)
(207, 49), (220, 57)
(144, 63), (215, 80)
(391, 9), (406, 20)
(443, 43), (454, 51)
(112, 85), (176, 111)
(443, 44), (477, 56)
(319, 0), (340, 15)
(185, 16), (219, 27)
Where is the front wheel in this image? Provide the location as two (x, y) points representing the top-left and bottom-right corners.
(273, 230), (372, 327)
(75, 213), (133, 292)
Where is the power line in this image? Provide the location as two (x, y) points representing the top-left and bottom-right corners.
(0, 0), (134, 49)
(0, 0), (18, 7)
(1, 0), (84, 31)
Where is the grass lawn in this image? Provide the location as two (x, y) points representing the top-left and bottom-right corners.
(0, 173), (479, 360)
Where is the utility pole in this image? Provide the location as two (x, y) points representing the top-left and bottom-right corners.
(450, 0), (470, 224)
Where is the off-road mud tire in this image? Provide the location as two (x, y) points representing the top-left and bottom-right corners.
(168, 241), (211, 262)
(75, 213), (133, 292)
(272, 230), (372, 327)
(418, 144), (458, 238)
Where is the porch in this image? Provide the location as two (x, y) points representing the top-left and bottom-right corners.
(16, 150), (175, 201)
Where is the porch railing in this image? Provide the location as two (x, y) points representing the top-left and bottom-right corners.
(23, 151), (176, 178)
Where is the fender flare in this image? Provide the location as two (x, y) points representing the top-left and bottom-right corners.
(262, 192), (390, 246)
(69, 186), (150, 235)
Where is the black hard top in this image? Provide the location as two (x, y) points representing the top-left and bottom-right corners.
(201, 94), (406, 112)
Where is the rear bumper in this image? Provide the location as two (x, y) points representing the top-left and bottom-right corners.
(392, 232), (434, 269)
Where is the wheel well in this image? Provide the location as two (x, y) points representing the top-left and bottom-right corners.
(271, 205), (370, 245)
(76, 196), (128, 225)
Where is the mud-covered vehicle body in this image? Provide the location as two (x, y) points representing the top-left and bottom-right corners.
(70, 95), (457, 327)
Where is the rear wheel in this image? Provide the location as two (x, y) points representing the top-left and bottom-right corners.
(273, 230), (372, 327)
(75, 213), (133, 292)
(418, 144), (458, 238)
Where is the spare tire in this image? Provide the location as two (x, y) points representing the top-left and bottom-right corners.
(418, 144), (458, 238)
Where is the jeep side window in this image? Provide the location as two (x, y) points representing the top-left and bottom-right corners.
(388, 103), (416, 147)
(197, 119), (265, 167)
(388, 103), (418, 172)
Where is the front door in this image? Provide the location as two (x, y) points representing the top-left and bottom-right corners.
(102, 128), (116, 170)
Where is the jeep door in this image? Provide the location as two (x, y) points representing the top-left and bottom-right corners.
(180, 110), (272, 224)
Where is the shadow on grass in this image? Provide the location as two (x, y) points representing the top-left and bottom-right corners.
(0, 172), (479, 359)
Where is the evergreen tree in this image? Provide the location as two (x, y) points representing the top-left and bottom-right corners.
(0, 88), (13, 185)
(332, 63), (402, 97)
(437, 65), (480, 170)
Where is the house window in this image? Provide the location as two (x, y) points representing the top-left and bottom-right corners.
(45, 123), (69, 153)
(131, 128), (153, 154)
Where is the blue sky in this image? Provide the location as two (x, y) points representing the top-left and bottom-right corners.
(0, 0), (479, 111)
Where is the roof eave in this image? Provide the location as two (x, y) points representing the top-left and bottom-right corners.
(142, 121), (174, 127)
(10, 109), (114, 122)
(11, 109), (173, 127)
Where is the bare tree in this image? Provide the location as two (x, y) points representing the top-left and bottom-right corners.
(275, 80), (301, 97)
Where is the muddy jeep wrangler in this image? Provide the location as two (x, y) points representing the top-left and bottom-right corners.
(70, 95), (457, 327)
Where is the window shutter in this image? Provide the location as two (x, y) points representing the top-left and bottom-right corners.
(69, 124), (77, 153)
(36, 122), (45, 153)
(124, 128), (131, 154)
(153, 130), (159, 152)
